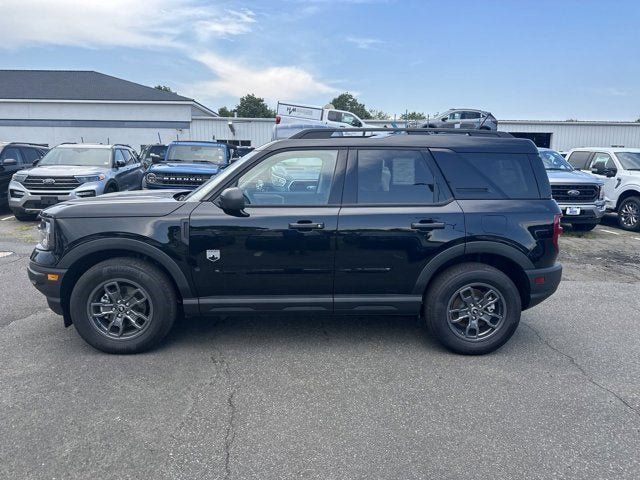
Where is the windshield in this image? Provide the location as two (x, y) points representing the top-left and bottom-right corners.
(144, 145), (167, 159)
(38, 147), (111, 167)
(167, 145), (228, 165)
(184, 148), (264, 201)
(616, 152), (640, 170)
(538, 150), (573, 171)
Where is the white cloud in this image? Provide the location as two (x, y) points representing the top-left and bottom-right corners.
(0, 0), (255, 49)
(346, 37), (385, 50)
(188, 52), (339, 102)
(0, 0), (339, 103)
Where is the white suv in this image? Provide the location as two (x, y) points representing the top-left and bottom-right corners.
(566, 148), (640, 231)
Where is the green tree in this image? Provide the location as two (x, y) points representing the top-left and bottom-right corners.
(154, 85), (174, 93)
(235, 94), (276, 118)
(329, 92), (371, 120)
(217, 106), (235, 117)
(368, 109), (390, 120)
(400, 111), (426, 120)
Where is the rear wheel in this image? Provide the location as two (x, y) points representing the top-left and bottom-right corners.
(571, 223), (597, 232)
(69, 258), (177, 354)
(424, 262), (521, 355)
(617, 196), (640, 231)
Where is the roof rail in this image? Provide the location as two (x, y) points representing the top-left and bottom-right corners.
(289, 127), (513, 140)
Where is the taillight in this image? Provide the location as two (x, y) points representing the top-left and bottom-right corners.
(553, 214), (563, 251)
(275, 115), (281, 124)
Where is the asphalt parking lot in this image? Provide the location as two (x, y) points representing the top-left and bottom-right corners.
(1, 208), (639, 479)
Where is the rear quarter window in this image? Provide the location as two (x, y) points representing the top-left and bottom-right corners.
(431, 150), (540, 200)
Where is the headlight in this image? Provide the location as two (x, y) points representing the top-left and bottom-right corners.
(12, 173), (28, 183)
(146, 173), (157, 184)
(598, 184), (605, 200)
(75, 174), (105, 183)
(37, 217), (55, 250)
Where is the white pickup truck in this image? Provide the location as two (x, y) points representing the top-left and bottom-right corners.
(273, 101), (370, 139)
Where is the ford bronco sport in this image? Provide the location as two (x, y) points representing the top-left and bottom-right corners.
(28, 128), (562, 355)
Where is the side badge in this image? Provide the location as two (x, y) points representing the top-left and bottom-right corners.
(206, 249), (221, 262)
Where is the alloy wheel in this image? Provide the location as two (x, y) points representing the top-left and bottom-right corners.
(447, 283), (506, 342)
(619, 201), (639, 229)
(87, 279), (153, 340)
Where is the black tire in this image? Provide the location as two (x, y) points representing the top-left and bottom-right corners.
(617, 196), (640, 232)
(69, 258), (177, 354)
(10, 209), (37, 222)
(424, 262), (521, 355)
(571, 223), (598, 232)
(104, 183), (118, 194)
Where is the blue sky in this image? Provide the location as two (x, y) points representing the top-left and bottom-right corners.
(1, 0), (639, 120)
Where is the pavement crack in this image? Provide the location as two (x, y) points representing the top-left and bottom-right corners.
(211, 354), (237, 480)
(524, 323), (639, 418)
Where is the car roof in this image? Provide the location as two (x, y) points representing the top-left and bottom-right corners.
(568, 147), (640, 153)
(169, 141), (226, 146)
(268, 133), (537, 154)
(55, 143), (113, 149)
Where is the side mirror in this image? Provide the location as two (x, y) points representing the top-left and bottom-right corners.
(605, 167), (617, 178)
(115, 159), (126, 168)
(1, 158), (17, 166)
(441, 117), (448, 122)
(149, 153), (162, 164)
(32, 159), (40, 166)
(217, 187), (248, 216)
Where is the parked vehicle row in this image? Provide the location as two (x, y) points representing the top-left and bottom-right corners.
(5, 140), (243, 220)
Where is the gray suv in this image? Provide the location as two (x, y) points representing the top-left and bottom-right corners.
(8, 143), (143, 221)
(539, 148), (605, 231)
(421, 109), (498, 131)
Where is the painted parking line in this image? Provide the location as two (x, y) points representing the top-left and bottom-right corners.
(1, 215), (14, 221)
(599, 229), (621, 235)
(634, 237), (640, 241)
(0, 251), (14, 257)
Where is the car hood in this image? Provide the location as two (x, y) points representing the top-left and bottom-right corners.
(42, 189), (190, 218)
(546, 169), (603, 184)
(20, 165), (108, 176)
(148, 162), (221, 175)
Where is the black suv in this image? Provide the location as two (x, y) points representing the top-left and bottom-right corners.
(1, 142), (48, 208)
(28, 129), (562, 355)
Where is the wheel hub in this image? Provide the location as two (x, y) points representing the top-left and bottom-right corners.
(447, 283), (506, 342)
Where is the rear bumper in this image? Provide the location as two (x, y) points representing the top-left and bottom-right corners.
(525, 263), (562, 309)
(28, 261), (67, 316)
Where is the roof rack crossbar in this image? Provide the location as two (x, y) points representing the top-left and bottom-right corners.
(289, 127), (513, 139)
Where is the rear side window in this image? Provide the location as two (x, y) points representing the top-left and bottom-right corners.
(567, 151), (591, 169)
(355, 149), (443, 204)
(431, 150), (540, 200)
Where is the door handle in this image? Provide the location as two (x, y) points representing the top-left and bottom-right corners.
(288, 220), (325, 230)
(411, 220), (446, 230)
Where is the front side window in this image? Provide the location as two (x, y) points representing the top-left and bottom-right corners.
(1, 147), (23, 163)
(20, 147), (40, 164)
(615, 152), (640, 170)
(38, 147), (111, 167)
(567, 151), (591, 169)
(590, 153), (615, 170)
(356, 150), (439, 204)
(114, 150), (126, 164)
(449, 112), (463, 120)
(237, 149), (338, 205)
(341, 113), (361, 127)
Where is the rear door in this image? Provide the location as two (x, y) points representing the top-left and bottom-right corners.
(189, 147), (346, 314)
(334, 148), (465, 314)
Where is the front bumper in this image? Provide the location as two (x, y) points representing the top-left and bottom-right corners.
(525, 263), (562, 309)
(28, 260), (67, 316)
(556, 201), (605, 224)
(8, 180), (103, 213)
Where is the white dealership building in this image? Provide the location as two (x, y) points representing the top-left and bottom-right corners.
(1, 70), (640, 151)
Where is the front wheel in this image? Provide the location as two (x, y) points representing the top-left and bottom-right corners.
(618, 196), (640, 231)
(10, 209), (38, 222)
(69, 258), (177, 354)
(424, 263), (522, 355)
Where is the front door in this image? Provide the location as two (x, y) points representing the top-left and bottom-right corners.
(189, 148), (346, 314)
(334, 148), (465, 314)
(588, 152), (618, 208)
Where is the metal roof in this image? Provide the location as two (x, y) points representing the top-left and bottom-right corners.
(0, 70), (193, 102)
